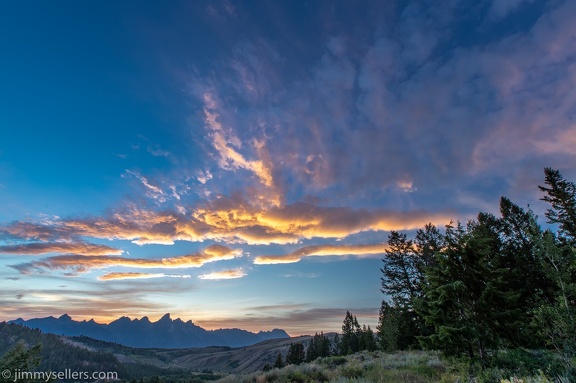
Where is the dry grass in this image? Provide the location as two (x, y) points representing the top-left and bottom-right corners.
(214, 350), (570, 383)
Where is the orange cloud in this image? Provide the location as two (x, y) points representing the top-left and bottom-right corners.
(98, 272), (192, 281)
(2, 199), (451, 247)
(12, 245), (241, 276)
(253, 242), (390, 265)
(0, 242), (122, 256)
(197, 268), (246, 280)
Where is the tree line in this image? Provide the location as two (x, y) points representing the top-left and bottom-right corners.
(377, 167), (575, 371)
(272, 168), (575, 375)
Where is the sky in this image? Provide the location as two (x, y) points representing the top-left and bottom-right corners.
(1, 0), (575, 336)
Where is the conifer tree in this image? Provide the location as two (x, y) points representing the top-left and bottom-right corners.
(534, 169), (576, 360)
(418, 217), (521, 366)
(273, 352), (284, 369)
(339, 311), (361, 355)
(539, 167), (576, 241)
(0, 342), (42, 383)
(360, 325), (377, 352)
(285, 343), (305, 365)
(376, 300), (399, 352)
(306, 332), (331, 362)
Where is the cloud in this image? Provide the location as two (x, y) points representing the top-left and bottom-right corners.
(198, 268), (246, 280)
(179, 0), (576, 220)
(489, 0), (534, 19)
(1, 200), (451, 247)
(254, 243), (390, 265)
(0, 242), (122, 256)
(202, 92), (278, 200)
(125, 170), (166, 201)
(11, 244), (241, 276)
(99, 272), (192, 281)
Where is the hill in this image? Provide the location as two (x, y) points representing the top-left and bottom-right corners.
(0, 322), (182, 380)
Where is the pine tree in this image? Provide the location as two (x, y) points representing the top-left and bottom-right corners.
(539, 167), (576, 241)
(273, 352), (284, 369)
(380, 229), (436, 349)
(306, 333), (319, 362)
(377, 300), (400, 352)
(535, 168), (576, 359)
(306, 332), (331, 362)
(418, 217), (521, 366)
(285, 343), (305, 365)
(339, 311), (361, 355)
(381, 231), (419, 307)
(0, 342), (42, 383)
(361, 325), (377, 352)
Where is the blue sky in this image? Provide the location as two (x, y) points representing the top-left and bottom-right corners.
(1, 0), (575, 335)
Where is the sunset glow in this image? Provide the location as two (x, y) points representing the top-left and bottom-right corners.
(1, 0), (576, 335)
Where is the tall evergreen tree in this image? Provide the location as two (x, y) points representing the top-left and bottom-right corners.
(379, 228), (439, 350)
(376, 300), (400, 352)
(381, 231), (419, 307)
(539, 167), (576, 241)
(285, 343), (305, 365)
(306, 332), (331, 362)
(535, 168), (576, 359)
(360, 325), (377, 352)
(273, 352), (284, 369)
(339, 311), (361, 355)
(418, 217), (521, 366)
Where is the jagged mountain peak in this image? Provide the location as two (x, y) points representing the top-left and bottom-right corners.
(9, 313), (289, 348)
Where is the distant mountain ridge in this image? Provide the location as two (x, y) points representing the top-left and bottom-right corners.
(9, 313), (289, 348)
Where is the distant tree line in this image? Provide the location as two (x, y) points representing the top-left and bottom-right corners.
(377, 168), (576, 372)
(264, 311), (379, 370)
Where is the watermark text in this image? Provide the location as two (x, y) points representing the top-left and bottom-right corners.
(2, 368), (118, 382)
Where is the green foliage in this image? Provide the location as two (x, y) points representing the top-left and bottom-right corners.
(338, 312), (376, 355)
(381, 231), (419, 308)
(0, 341), (42, 383)
(339, 311), (361, 355)
(358, 325), (376, 352)
(418, 217), (523, 365)
(286, 343), (305, 365)
(376, 300), (399, 352)
(306, 332), (331, 362)
(534, 169), (576, 370)
(539, 167), (576, 241)
(379, 226), (442, 351)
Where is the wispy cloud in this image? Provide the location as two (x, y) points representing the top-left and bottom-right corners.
(254, 243), (389, 265)
(99, 272), (192, 281)
(198, 268), (246, 280)
(11, 245), (241, 276)
(0, 242), (122, 256)
(124, 170), (166, 201)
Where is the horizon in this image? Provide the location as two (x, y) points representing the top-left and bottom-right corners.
(9, 312), (299, 335)
(1, 0), (576, 336)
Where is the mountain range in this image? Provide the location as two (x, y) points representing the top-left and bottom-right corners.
(8, 313), (289, 348)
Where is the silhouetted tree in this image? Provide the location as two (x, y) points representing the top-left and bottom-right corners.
(339, 311), (361, 355)
(285, 343), (305, 365)
(273, 352), (284, 369)
(305, 332), (331, 362)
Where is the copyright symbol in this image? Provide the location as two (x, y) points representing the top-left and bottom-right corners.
(2, 369), (11, 379)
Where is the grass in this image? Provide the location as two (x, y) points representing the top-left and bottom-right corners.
(214, 350), (572, 383)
